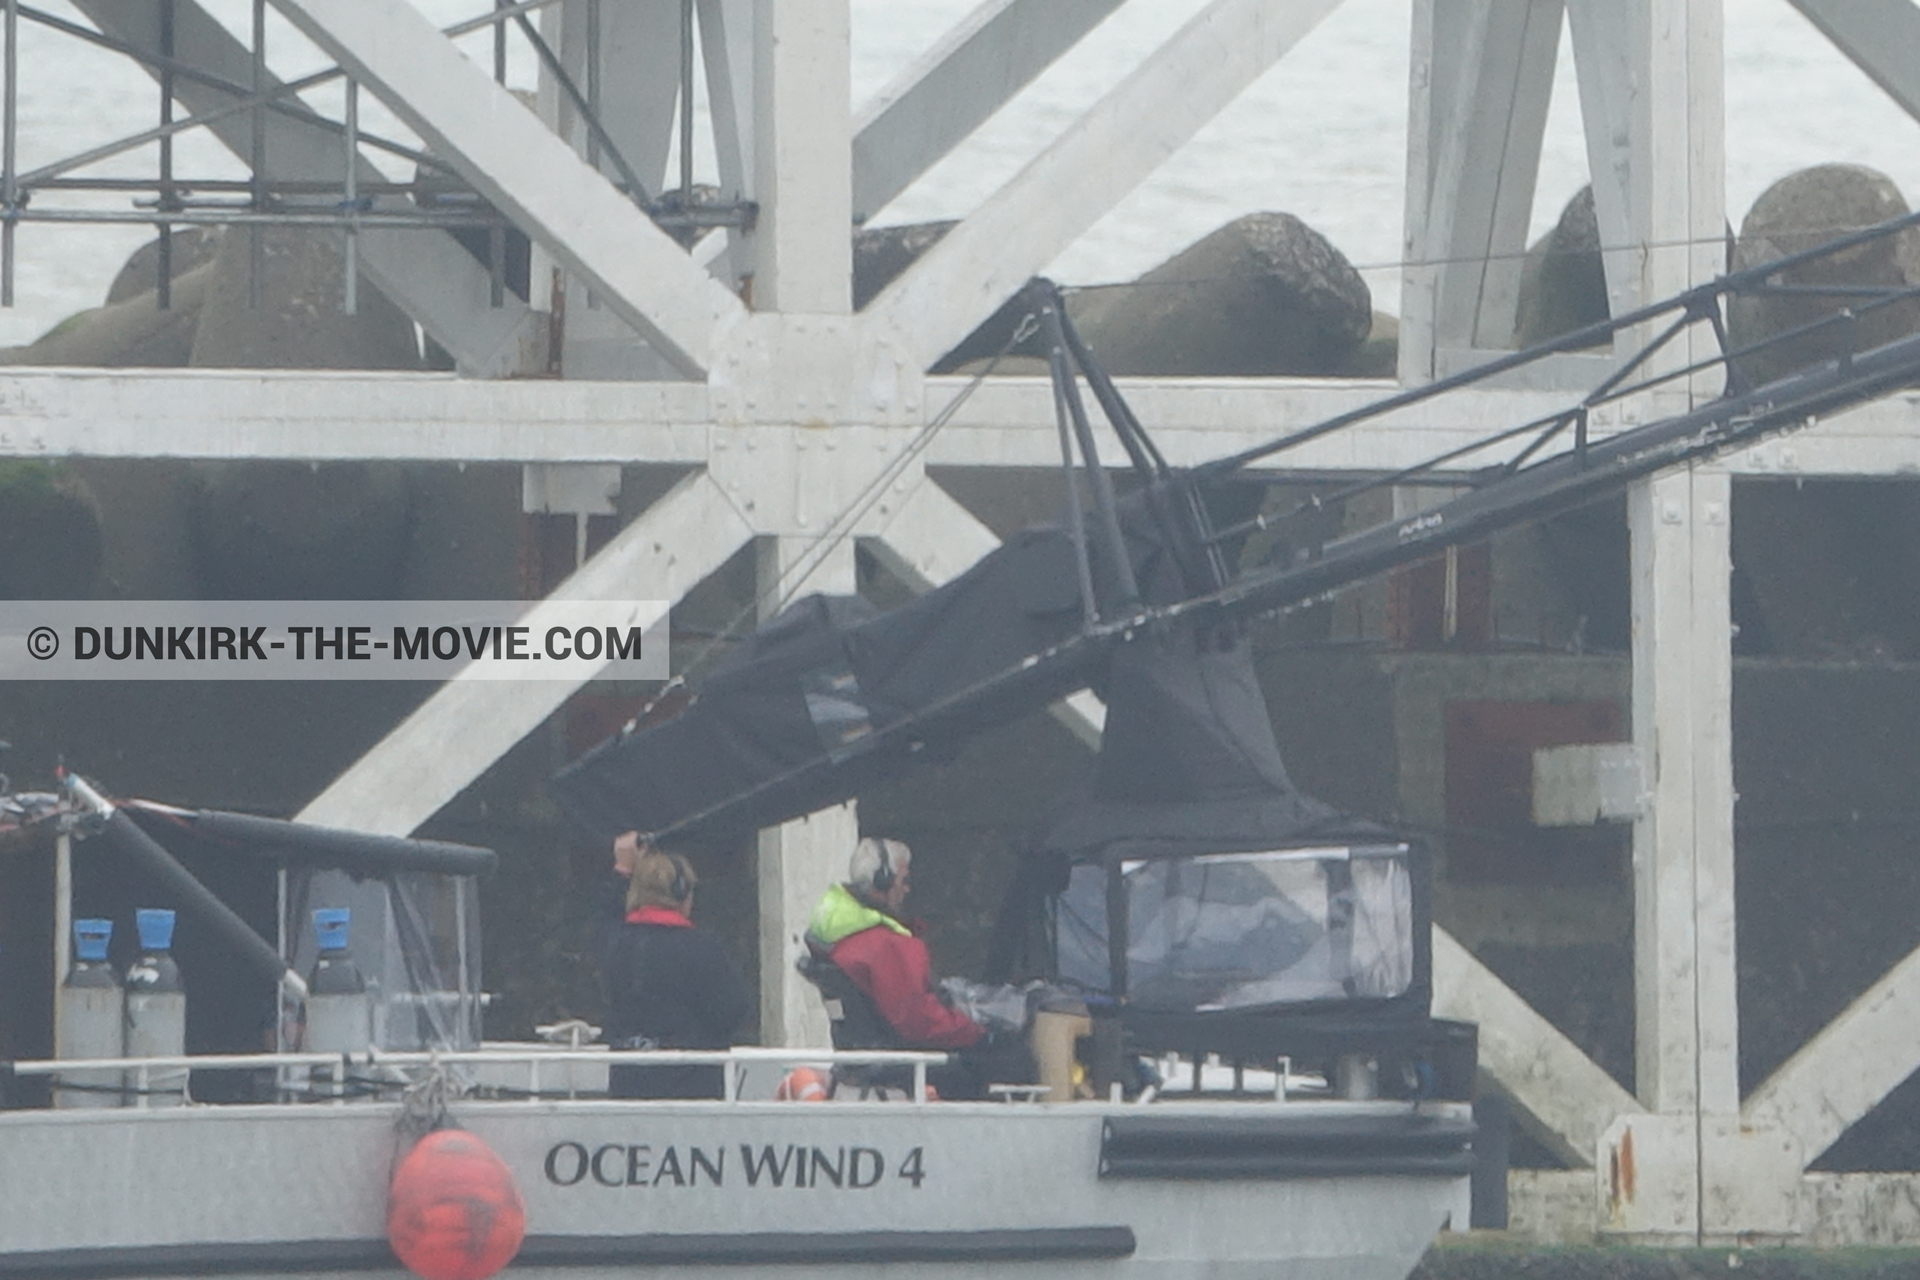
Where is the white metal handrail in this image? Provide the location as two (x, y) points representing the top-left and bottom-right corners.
(9, 1044), (950, 1106)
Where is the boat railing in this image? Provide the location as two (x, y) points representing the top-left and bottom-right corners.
(5, 1045), (952, 1108)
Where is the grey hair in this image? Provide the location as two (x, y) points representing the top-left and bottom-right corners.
(848, 837), (912, 893)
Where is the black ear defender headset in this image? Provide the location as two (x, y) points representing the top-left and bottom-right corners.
(668, 853), (692, 903)
(871, 840), (895, 894)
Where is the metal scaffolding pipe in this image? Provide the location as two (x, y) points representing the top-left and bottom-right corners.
(342, 77), (357, 316)
(3, 0), (16, 308)
(248, 0), (265, 309)
(63, 774), (307, 1003)
(12, 1), (511, 188)
(5, 207), (505, 229)
(157, 0), (175, 310)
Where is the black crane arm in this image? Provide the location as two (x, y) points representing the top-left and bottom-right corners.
(552, 217), (1920, 844)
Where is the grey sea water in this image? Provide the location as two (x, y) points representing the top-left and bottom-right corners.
(1, 0), (1916, 345)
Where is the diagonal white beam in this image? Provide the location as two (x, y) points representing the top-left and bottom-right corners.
(868, 471), (1104, 746)
(692, 0), (754, 287)
(1401, 0), (1561, 379)
(297, 470), (754, 836)
(271, 0), (746, 377)
(1743, 937), (1920, 1162)
(1432, 927), (1641, 1165)
(1567, 0), (1724, 378)
(699, 0), (754, 199)
(555, 0), (683, 196)
(865, 0), (1344, 371)
(852, 0), (1127, 224)
(1787, 0), (1920, 125)
(864, 468), (1002, 588)
(73, 0), (537, 378)
(1564, 0), (1640, 323)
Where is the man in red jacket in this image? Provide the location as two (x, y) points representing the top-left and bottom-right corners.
(806, 837), (1033, 1098)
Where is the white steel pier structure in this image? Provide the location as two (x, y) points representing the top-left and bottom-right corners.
(1, 0), (1919, 1248)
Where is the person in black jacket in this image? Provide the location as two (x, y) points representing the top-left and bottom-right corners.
(601, 835), (752, 1099)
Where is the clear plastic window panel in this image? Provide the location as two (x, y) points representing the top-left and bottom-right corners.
(280, 867), (482, 1051)
(1054, 845), (1414, 1011)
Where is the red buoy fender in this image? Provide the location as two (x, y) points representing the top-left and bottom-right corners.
(387, 1128), (527, 1280)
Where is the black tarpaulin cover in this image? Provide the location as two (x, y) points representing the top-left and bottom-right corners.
(550, 525), (1114, 842)
(1043, 623), (1355, 851)
(550, 473), (1232, 844)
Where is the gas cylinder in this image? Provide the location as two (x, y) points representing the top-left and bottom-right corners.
(55, 918), (122, 1109)
(306, 908), (372, 1085)
(124, 908), (187, 1107)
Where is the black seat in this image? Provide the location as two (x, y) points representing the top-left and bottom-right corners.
(796, 951), (917, 1099)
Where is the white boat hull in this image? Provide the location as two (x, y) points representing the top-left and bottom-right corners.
(0, 1098), (1470, 1280)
